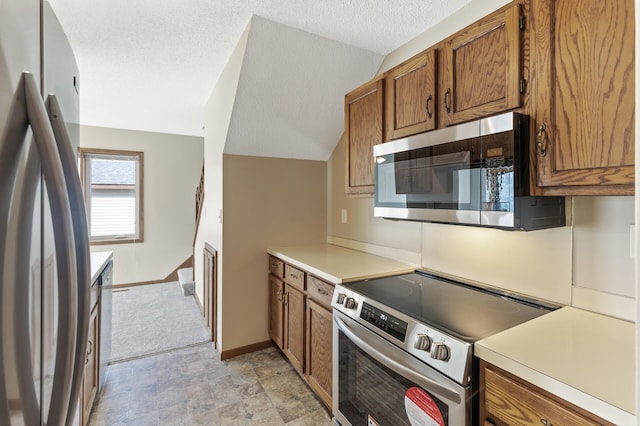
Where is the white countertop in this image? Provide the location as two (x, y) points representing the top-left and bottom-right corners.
(475, 306), (636, 425)
(90, 251), (113, 283)
(267, 243), (414, 284)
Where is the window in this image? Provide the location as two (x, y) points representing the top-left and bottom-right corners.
(79, 148), (143, 244)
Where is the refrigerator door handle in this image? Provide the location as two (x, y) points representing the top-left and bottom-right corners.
(24, 71), (78, 426)
(47, 94), (91, 425)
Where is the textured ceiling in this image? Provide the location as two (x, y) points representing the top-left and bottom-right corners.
(47, 0), (472, 137)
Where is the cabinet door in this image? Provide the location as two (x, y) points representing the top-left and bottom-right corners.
(283, 284), (305, 373)
(443, 4), (522, 125)
(344, 78), (384, 196)
(532, 0), (634, 194)
(305, 299), (333, 410)
(482, 362), (613, 426)
(268, 274), (284, 349)
(385, 49), (437, 140)
(81, 307), (99, 426)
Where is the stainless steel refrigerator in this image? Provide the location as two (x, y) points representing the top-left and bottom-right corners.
(0, 0), (91, 424)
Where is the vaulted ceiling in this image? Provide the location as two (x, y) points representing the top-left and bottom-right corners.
(47, 0), (472, 138)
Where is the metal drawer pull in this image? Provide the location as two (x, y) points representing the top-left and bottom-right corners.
(316, 287), (329, 295)
(540, 418), (550, 426)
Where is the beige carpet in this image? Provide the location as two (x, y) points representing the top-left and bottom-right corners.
(110, 282), (210, 362)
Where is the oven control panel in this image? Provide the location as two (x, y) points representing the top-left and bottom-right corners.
(360, 302), (408, 342)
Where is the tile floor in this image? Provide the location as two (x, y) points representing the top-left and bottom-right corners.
(89, 343), (333, 425)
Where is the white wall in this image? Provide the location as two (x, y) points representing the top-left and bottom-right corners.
(80, 125), (203, 285)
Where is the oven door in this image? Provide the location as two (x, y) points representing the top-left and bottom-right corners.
(333, 311), (469, 426)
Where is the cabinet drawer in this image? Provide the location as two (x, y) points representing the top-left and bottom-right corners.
(268, 256), (284, 278)
(307, 275), (334, 308)
(284, 264), (305, 290)
(485, 367), (601, 426)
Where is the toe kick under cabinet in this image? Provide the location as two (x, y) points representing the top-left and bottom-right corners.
(268, 255), (334, 410)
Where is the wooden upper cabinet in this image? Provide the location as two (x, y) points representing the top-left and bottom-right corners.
(532, 0), (635, 194)
(344, 78), (384, 196)
(443, 4), (523, 126)
(385, 49), (437, 140)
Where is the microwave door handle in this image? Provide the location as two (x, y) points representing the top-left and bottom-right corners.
(334, 313), (462, 404)
(25, 71), (77, 426)
(47, 94), (91, 425)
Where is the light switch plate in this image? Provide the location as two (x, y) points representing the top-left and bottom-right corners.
(341, 209), (348, 224)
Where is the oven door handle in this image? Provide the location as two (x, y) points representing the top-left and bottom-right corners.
(334, 313), (462, 404)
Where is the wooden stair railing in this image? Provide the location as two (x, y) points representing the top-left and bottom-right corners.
(193, 163), (204, 248)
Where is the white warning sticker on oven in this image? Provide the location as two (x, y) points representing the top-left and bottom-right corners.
(404, 387), (445, 426)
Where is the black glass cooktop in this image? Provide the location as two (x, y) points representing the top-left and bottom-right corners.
(343, 271), (556, 342)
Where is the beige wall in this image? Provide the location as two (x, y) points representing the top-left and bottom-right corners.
(221, 154), (326, 351)
(194, 20), (251, 349)
(80, 125), (203, 285)
(327, 0), (636, 312)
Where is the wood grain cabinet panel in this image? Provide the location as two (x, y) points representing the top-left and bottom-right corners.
(283, 283), (305, 374)
(305, 299), (333, 410)
(81, 306), (99, 426)
(284, 264), (305, 291)
(443, 4), (523, 126)
(344, 78), (384, 196)
(385, 49), (437, 140)
(268, 274), (285, 349)
(307, 275), (334, 308)
(481, 361), (614, 426)
(532, 0), (634, 194)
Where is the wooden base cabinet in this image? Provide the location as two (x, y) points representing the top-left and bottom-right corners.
(480, 361), (614, 426)
(267, 255), (334, 409)
(283, 283), (305, 374)
(81, 304), (99, 426)
(305, 298), (333, 410)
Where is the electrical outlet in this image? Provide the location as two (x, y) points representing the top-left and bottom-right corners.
(341, 209), (348, 224)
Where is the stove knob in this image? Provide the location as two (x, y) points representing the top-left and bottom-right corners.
(344, 297), (357, 309)
(430, 342), (450, 361)
(336, 293), (347, 304)
(414, 334), (432, 351)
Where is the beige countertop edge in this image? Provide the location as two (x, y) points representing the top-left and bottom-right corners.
(266, 247), (414, 284)
(90, 251), (113, 283)
(474, 345), (636, 426)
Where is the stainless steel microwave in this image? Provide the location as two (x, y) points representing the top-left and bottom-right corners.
(373, 112), (565, 230)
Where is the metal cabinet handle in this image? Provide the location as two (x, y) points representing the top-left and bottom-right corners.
(425, 94), (433, 119)
(47, 94), (92, 425)
(537, 123), (547, 157)
(283, 292), (289, 306)
(540, 418), (551, 426)
(85, 340), (93, 365)
(276, 289), (283, 302)
(316, 287), (329, 296)
(444, 88), (451, 113)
